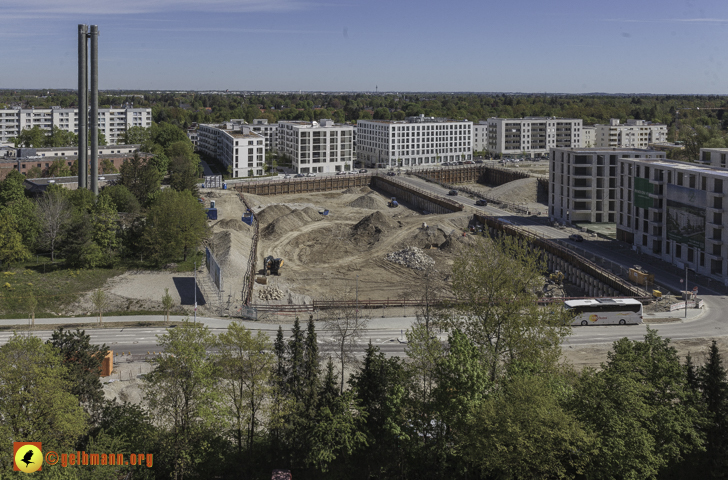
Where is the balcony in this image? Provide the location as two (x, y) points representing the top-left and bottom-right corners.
(709, 237), (724, 246)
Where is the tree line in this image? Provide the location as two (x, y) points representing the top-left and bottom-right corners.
(1, 236), (726, 479)
(0, 122), (207, 270)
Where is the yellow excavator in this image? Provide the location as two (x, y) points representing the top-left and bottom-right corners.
(264, 256), (284, 276)
(549, 270), (564, 286)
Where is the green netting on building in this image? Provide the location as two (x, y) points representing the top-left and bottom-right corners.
(634, 177), (654, 209)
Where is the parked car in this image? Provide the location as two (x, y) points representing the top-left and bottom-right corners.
(295, 173), (305, 177)
(464, 160), (475, 164)
(348, 171), (358, 174)
(569, 234), (584, 242)
(475, 199), (488, 206)
(336, 171), (347, 175)
(307, 173), (316, 177)
(284, 174), (292, 179)
(359, 169), (368, 173)
(474, 159), (484, 164)
(448, 189), (458, 196)
(387, 171), (396, 176)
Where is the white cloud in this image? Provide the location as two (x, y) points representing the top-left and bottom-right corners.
(5, 0), (314, 16)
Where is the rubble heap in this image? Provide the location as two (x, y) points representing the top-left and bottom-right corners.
(258, 287), (284, 301)
(386, 246), (435, 271)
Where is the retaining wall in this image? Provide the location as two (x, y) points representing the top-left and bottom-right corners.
(371, 176), (463, 214)
(473, 213), (649, 298)
(233, 174), (372, 196)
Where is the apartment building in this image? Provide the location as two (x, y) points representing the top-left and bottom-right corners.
(356, 115), (473, 168)
(699, 148), (728, 168)
(250, 119), (278, 152)
(197, 122), (266, 178)
(473, 120), (488, 152)
(582, 126), (597, 148)
(595, 119), (668, 149)
(617, 157), (728, 283)
(0, 106), (152, 145)
(277, 119), (353, 174)
(486, 117), (582, 157)
(549, 147), (666, 225)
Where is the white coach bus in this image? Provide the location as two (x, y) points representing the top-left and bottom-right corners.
(565, 298), (643, 326)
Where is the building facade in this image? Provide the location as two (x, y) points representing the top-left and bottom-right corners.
(616, 157), (728, 283)
(250, 119), (278, 152)
(699, 148), (728, 168)
(277, 119), (353, 174)
(197, 122), (266, 178)
(356, 115), (473, 168)
(0, 144), (144, 180)
(581, 126), (596, 148)
(0, 106), (152, 145)
(549, 147), (666, 225)
(473, 120), (488, 153)
(486, 117), (583, 157)
(595, 119), (668, 149)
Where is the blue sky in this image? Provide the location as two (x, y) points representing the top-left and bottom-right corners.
(3, 0), (728, 93)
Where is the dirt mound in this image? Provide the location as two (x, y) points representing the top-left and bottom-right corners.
(256, 204), (294, 227)
(216, 218), (248, 232)
(261, 207), (322, 239)
(439, 232), (480, 253)
(406, 224), (449, 249)
(487, 177), (538, 204)
(350, 211), (395, 245)
(348, 193), (387, 209)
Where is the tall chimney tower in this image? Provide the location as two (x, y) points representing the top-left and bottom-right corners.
(89, 25), (99, 196)
(77, 25), (88, 189)
(77, 24), (100, 194)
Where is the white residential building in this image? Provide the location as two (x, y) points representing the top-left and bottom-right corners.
(250, 119), (278, 152)
(197, 122), (266, 178)
(487, 117), (583, 157)
(473, 120), (488, 153)
(277, 119), (353, 174)
(617, 157), (728, 283)
(0, 106), (152, 145)
(595, 119), (668, 149)
(549, 147), (666, 225)
(356, 115), (473, 168)
(699, 148), (728, 168)
(582, 126), (597, 148)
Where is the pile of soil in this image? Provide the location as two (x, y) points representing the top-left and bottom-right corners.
(386, 246), (435, 271)
(261, 207), (323, 239)
(487, 177), (538, 204)
(405, 224), (449, 249)
(349, 193), (388, 210)
(209, 230), (252, 284)
(439, 232), (480, 253)
(350, 211), (396, 245)
(256, 204), (294, 228)
(216, 218), (249, 232)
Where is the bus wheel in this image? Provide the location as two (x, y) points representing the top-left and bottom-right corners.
(619, 319), (626, 325)
(581, 320), (588, 326)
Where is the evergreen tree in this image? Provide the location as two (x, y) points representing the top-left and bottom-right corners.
(303, 316), (320, 415)
(698, 340), (728, 477)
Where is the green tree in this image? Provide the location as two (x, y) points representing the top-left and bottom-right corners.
(63, 194), (119, 268)
(90, 288), (110, 324)
(0, 209), (32, 266)
(143, 189), (208, 264)
(463, 371), (594, 479)
(47, 327), (110, 414)
(143, 321), (219, 480)
(0, 335), (87, 474)
(169, 155), (201, 193)
(215, 322), (275, 460)
(0, 169), (26, 206)
(16, 125), (47, 147)
(573, 329), (704, 480)
(162, 287), (174, 322)
(442, 236), (571, 382)
(119, 152), (163, 206)
(697, 340), (728, 477)
(121, 125), (151, 145)
(47, 158), (71, 177)
(99, 184), (140, 215)
(46, 125), (78, 147)
(152, 122), (190, 151)
(100, 158), (118, 174)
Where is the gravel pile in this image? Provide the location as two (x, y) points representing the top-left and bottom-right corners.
(386, 246), (435, 270)
(258, 287), (284, 301)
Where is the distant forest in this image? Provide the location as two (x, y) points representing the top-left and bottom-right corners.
(4, 90), (728, 160)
